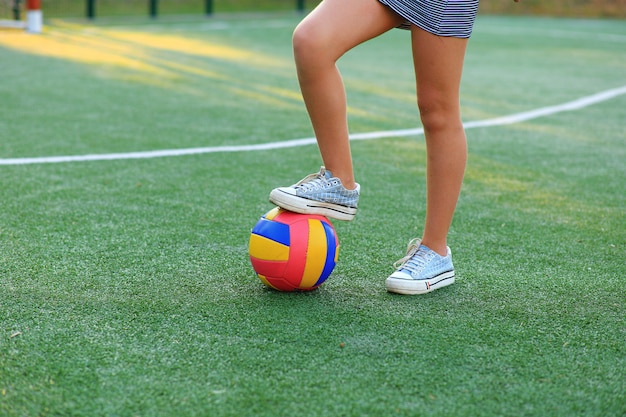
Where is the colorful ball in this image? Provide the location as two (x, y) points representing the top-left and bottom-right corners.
(249, 207), (340, 291)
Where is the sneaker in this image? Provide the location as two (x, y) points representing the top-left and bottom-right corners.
(385, 238), (455, 295)
(269, 166), (359, 221)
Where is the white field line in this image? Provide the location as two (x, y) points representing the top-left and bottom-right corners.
(0, 19), (26, 29)
(1, 85), (625, 166)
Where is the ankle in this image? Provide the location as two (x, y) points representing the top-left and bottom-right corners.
(420, 240), (448, 257)
(342, 179), (357, 190)
(324, 167), (356, 190)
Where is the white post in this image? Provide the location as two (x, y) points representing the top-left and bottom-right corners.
(26, 0), (43, 33)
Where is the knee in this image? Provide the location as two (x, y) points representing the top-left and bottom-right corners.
(292, 21), (332, 66)
(417, 92), (461, 133)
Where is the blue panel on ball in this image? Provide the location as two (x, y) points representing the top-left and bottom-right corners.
(251, 217), (290, 246)
(316, 221), (338, 284)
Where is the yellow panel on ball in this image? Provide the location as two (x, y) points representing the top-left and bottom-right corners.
(249, 233), (289, 262)
(300, 219), (328, 288)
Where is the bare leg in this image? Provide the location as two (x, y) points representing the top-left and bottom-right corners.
(411, 28), (469, 256)
(292, 0), (404, 189)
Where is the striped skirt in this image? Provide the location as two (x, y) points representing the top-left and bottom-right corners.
(378, 0), (479, 38)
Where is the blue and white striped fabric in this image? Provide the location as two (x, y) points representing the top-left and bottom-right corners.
(378, 0), (479, 38)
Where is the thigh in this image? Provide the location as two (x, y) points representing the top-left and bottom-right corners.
(296, 0), (406, 60)
(411, 27), (469, 107)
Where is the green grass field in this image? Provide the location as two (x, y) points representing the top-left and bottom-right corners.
(1, 13), (625, 417)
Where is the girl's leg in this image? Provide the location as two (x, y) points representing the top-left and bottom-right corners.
(410, 27), (469, 256)
(292, 0), (404, 189)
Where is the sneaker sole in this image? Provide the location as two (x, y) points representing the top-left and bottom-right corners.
(385, 271), (455, 295)
(269, 189), (356, 221)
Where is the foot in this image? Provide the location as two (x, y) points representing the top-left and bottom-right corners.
(386, 238), (455, 295)
(269, 166), (359, 221)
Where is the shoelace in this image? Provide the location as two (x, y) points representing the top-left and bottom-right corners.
(294, 171), (333, 192)
(393, 238), (433, 274)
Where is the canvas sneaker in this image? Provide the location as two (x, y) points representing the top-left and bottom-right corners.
(385, 238), (455, 295)
(269, 166), (359, 221)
